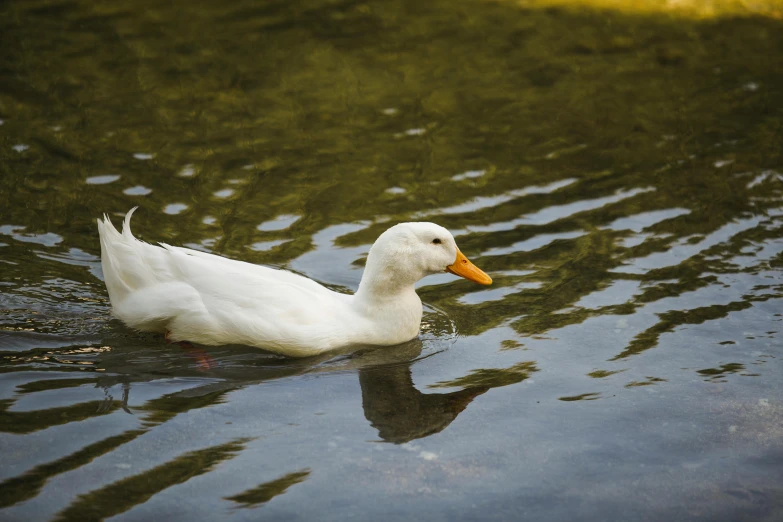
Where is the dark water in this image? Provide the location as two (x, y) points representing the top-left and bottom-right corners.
(1, 0), (783, 520)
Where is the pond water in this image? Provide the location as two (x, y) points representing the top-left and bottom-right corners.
(1, 0), (782, 520)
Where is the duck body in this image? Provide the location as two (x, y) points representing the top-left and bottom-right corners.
(98, 208), (490, 357)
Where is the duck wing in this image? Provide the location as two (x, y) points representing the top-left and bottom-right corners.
(99, 209), (352, 353)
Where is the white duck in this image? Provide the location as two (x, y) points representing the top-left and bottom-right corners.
(97, 208), (491, 357)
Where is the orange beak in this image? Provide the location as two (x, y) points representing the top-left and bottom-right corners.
(446, 248), (492, 285)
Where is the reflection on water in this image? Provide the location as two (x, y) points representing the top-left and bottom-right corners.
(1, 0), (782, 519)
(53, 438), (252, 521)
(226, 469), (311, 509)
(360, 362), (490, 444)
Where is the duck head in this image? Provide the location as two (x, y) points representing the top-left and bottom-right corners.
(358, 223), (492, 296)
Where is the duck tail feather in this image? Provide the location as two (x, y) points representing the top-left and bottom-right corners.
(97, 209), (143, 303)
(122, 206), (139, 241)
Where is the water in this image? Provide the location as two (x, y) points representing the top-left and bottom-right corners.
(1, 0), (782, 520)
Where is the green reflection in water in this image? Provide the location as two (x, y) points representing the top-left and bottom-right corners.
(0, 379), (236, 508)
(429, 361), (538, 389)
(500, 339), (525, 350)
(697, 362), (746, 380)
(16, 377), (99, 393)
(0, 429), (147, 509)
(587, 369), (625, 378)
(614, 295), (777, 360)
(0, 398), (119, 434)
(559, 392), (601, 401)
(53, 438), (251, 522)
(137, 388), (233, 426)
(225, 469), (311, 508)
(625, 376), (667, 387)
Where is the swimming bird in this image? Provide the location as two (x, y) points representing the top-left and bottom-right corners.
(97, 208), (491, 357)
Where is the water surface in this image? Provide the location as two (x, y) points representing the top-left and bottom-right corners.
(1, 0), (782, 520)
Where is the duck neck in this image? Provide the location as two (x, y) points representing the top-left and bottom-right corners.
(354, 255), (421, 307)
(352, 257), (425, 344)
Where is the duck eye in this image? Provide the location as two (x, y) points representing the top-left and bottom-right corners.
(432, 238), (442, 244)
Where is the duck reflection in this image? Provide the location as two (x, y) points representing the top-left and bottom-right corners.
(85, 333), (493, 444)
(91, 335), (524, 444)
(359, 363), (488, 444)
